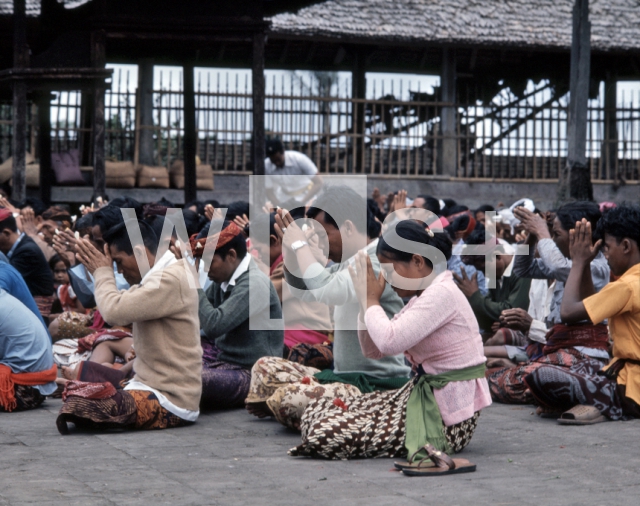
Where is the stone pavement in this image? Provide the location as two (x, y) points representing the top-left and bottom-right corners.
(1, 399), (639, 506)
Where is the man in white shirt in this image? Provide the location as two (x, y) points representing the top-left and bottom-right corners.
(264, 140), (323, 208)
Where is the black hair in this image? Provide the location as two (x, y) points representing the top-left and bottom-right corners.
(143, 215), (170, 250)
(181, 209), (204, 237)
(184, 200), (205, 215)
(0, 214), (17, 233)
(465, 228), (489, 246)
(109, 197), (143, 219)
(74, 213), (94, 232)
(306, 185), (367, 233)
(475, 204), (495, 214)
(555, 201), (601, 232)
(23, 197), (47, 216)
(93, 205), (125, 233)
(367, 198), (386, 223)
(266, 139), (284, 156)
(367, 210), (381, 240)
(378, 220), (452, 269)
(415, 195), (441, 215)
(445, 214), (472, 240)
(103, 219), (159, 256)
(447, 205), (470, 216)
(204, 199), (220, 208)
(197, 220), (248, 260)
(49, 253), (68, 271)
(226, 201), (250, 221)
(595, 204), (640, 246)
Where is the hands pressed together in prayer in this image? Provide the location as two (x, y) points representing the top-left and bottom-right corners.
(499, 308), (533, 332)
(452, 269), (479, 297)
(348, 251), (386, 313)
(513, 206), (550, 241)
(569, 218), (602, 267)
(75, 237), (113, 275)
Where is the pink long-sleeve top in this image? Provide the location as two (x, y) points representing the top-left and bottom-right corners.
(358, 270), (492, 426)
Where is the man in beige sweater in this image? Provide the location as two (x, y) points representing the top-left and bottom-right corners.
(57, 220), (202, 434)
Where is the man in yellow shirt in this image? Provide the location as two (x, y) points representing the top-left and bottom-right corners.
(524, 205), (640, 424)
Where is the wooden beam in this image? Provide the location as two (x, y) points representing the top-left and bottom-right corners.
(183, 62), (197, 203)
(91, 30), (107, 201)
(252, 31), (266, 176)
(439, 47), (457, 177)
(37, 93), (54, 206)
(602, 73), (618, 181)
(558, 0), (592, 204)
(138, 59), (155, 166)
(11, 0), (28, 203)
(351, 49), (366, 173)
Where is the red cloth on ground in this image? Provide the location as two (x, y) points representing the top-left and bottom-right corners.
(0, 363), (57, 412)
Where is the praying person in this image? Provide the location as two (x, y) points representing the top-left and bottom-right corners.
(0, 256), (48, 331)
(289, 221), (490, 472)
(245, 186), (411, 430)
(455, 229), (531, 334)
(193, 220), (283, 410)
(250, 212), (332, 350)
(486, 202), (610, 405)
(0, 208), (55, 318)
(56, 220), (202, 434)
(525, 206), (640, 424)
(0, 290), (57, 412)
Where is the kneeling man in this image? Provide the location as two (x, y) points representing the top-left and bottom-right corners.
(56, 220), (202, 434)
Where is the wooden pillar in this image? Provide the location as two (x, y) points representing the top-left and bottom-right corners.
(11, 0), (28, 202)
(138, 59), (155, 166)
(351, 49), (366, 173)
(37, 93), (53, 205)
(558, 0), (593, 204)
(439, 47), (457, 177)
(91, 30), (107, 200)
(252, 31), (266, 176)
(183, 63), (197, 203)
(602, 74), (618, 180)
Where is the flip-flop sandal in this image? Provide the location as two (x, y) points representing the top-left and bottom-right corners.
(557, 405), (607, 425)
(400, 444), (476, 477)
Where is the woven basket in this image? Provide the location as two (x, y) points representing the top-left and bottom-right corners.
(170, 160), (214, 190)
(105, 161), (136, 188)
(137, 165), (170, 188)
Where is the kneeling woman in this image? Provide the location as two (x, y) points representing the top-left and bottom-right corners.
(289, 221), (491, 473)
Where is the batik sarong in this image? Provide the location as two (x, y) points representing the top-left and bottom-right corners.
(486, 348), (606, 404)
(245, 356), (361, 430)
(200, 340), (251, 410)
(524, 360), (640, 421)
(56, 383), (189, 434)
(289, 378), (480, 460)
(0, 385), (45, 412)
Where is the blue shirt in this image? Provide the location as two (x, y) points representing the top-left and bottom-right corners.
(0, 290), (56, 395)
(0, 262), (48, 332)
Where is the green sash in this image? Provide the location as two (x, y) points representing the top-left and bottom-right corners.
(313, 369), (409, 393)
(404, 363), (486, 457)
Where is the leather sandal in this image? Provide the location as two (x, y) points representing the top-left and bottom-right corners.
(400, 444), (476, 477)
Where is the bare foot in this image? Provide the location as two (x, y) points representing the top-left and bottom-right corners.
(55, 377), (70, 385)
(61, 365), (79, 380)
(246, 401), (273, 419)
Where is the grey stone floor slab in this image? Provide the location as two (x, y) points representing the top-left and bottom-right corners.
(2, 399), (640, 505)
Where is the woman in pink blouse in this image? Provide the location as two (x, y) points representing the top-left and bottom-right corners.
(289, 221), (491, 475)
